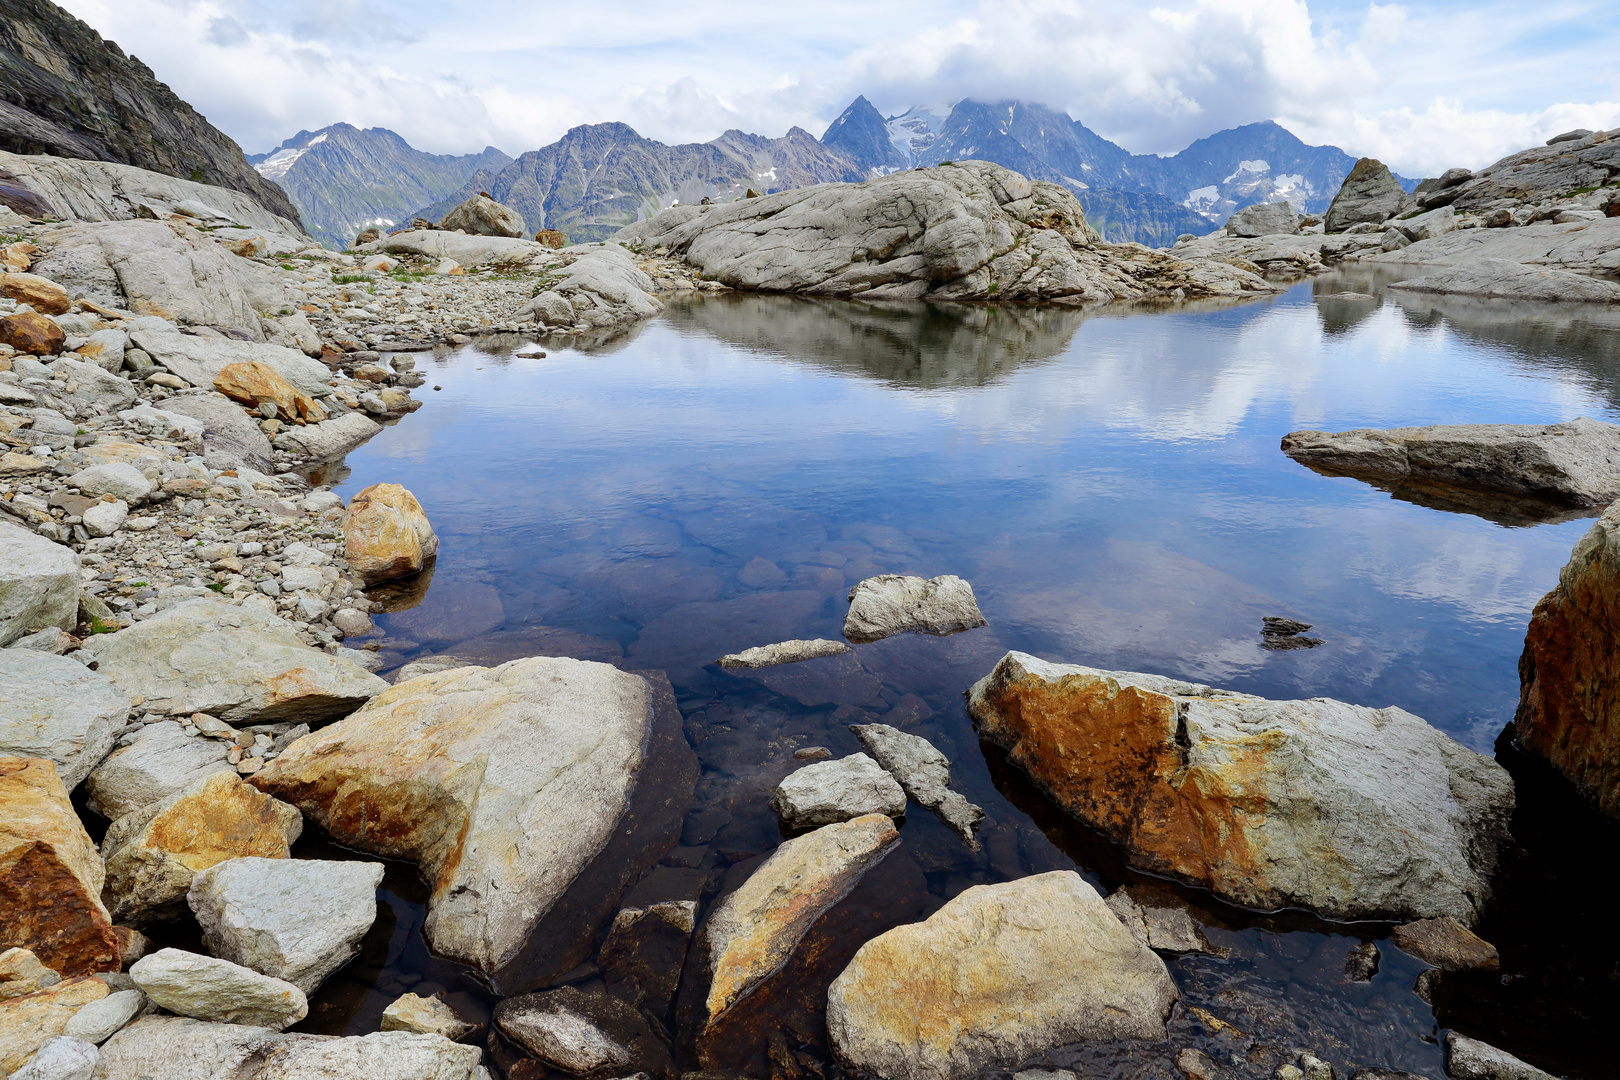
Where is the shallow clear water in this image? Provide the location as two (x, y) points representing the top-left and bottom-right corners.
(304, 274), (1620, 1078)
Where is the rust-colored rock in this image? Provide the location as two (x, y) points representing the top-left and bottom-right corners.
(0, 310), (65, 356)
(535, 229), (566, 249)
(342, 482), (438, 585)
(0, 272), (71, 315)
(214, 361), (327, 424)
(0, 976), (108, 1073)
(1, 243), (38, 272)
(102, 770), (303, 928)
(1517, 501), (1620, 820)
(0, 759), (121, 976)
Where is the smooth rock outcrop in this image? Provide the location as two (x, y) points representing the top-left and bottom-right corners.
(8, 1035), (98, 1079)
(968, 652), (1514, 923)
(690, 814), (899, 1033)
(440, 193), (525, 238)
(1282, 417), (1620, 510)
(1325, 158), (1409, 232)
(1387, 258), (1620, 303)
(357, 229), (545, 267)
(129, 949), (306, 1030)
(83, 721), (233, 821)
(718, 639), (850, 668)
(1444, 1032), (1554, 1080)
(188, 857), (383, 993)
(92, 600), (387, 725)
(1517, 501), (1620, 820)
(271, 411), (383, 463)
(0, 520), (79, 647)
(101, 772), (303, 928)
(253, 657), (657, 972)
(1224, 201), (1299, 238)
(341, 483), (438, 586)
(771, 754), (906, 830)
(493, 987), (668, 1077)
(844, 575), (986, 643)
(614, 161), (1274, 303)
(0, 979), (107, 1075)
(0, 760), (120, 977)
(381, 993), (475, 1041)
(850, 723), (984, 846)
(0, 651), (128, 790)
(826, 871), (1178, 1080)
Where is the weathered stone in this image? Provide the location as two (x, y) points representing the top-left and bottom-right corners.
(850, 723), (984, 846)
(967, 652), (1514, 923)
(341, 483), (438, 585)
(187, 856), (382, 993)
(520, 290), (574, 324)
(0, 949), (61, 999)
(535, 229), (567, 249)
(0, 311), (65, 355)
(61, 987), (143, 1043)
(128, 330), (331, 399)
(1390, 917), (1500, 972)
(214, 362), (327, 424)
(1175, 1048), (1236, 1080)
(1396, 206), (1458, 243)
(1444, 1032), (1554, 1080)
(48, 358), (137, 411)
(1325, 159), (1409, 232)
(0, 520), (79, 647)
(129, 948), (306, 1030)
(381, 993), (475, 1041)
(1344, 941), (1380, 981)
(827, 871), (1179, 1080)
(493, 986), (668, 1076)
(8, 1034), (98, 1079)
(0, 979), (107, 1074)
(271, 411), (383, 463)
(1387, 258), (1620, 303)
(598, 901), (697, 1018)
(717, 638), (850, 668)
(1225, 201), (1298, 238)
(0, 760), (120, 977)
(74, 329), (127, 372)
(0, 651), (128, 790)
(253, 657), (656, 973)
(0, 272), (71, 315)
(83, 721), (233, 821)
(843, 574), (986, 643)
(92, 599), (387, 725)
(101, 771), (302, 928)
(771, 753), (906, 830)
(81, 501), (127, 539)
(440, 193), (526, 238)
(1104, 884), (1225, 956)
(63, 463), (151, 505)
(160, 393), (274, 475)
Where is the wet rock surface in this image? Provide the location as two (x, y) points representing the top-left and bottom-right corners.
(1390, 917), (1501, 973)
(770, 752), (906, 829)
(717, 638), (850, 668)
(843, 574), (987, 643)
(850, 722), (984, 845)
(493, 986), (669, 1077)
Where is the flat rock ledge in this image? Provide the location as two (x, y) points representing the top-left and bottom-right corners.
(1387, 257), (1620, 303)
(968, 651), (1514, 924)
(718, 638), (850, 668)
(1281, 418), (1620, 510)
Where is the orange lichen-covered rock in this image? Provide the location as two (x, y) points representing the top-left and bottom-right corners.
(0, 310), (65, 356)
(213, 361), (327, 424)
(967, 652), (1514, 924)
(1, 243), (39, 272)
(1517, 501), (1620, 820)
(535, 229), (566, 249)
(341, 483), (438, 585)
(102, 770), (303, 927)
(0, 759), (121, 976)
(0, 272), (70, 315)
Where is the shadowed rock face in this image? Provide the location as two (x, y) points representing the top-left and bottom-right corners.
(1324, 158), (1409, 232)
(1518, 502), (1620, 821)
(0, 1), (300, 223)
(968, 652), (1514, 924)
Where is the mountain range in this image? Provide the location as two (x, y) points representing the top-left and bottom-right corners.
(254, 98), (1413, 248)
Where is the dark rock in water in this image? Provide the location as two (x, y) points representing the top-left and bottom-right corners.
(1344, 940), (1380, 982)
(599, 900), (698, 1021)
(494, 986), (671, 1078)
(1413, 967), (1443, 1005)
(1352, 1071), (1436, 1080)
(1444, 1031), (1557, 1080)
(1175, 1047), (1238, 1080)
(1262, 615), (1323, 650)
(1264, 617), (1313, 636)
(1390, 916), (1500, 972)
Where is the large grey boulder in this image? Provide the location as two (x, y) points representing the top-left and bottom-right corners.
(1224, 201), (1299, 238)
(271, 411), (383, 463)
(1281, 417), (1620, 508)
(1396, 206), (1458, 243)
(0, 520), (79, 646)
(1325, 158), (1410, 232)
(129, 948), (307, 1030)
(968, 652), (1514, 924)
(1444, 1032), (1554, 1080)
(851, 723), (984, 846)
(1451, 127), (1620, 212)
(844, 574), (987, 643)
(1387, 258), (1620, 303)
(47, 358), (137, 411)
(63, 463), (151, 504)
(771, 753), (907, 829)
(439, 193), (525, 238)
(160, 393), (274, 474)
(127, 330), (333, 401)
(92, 599), (387, 725)
(83, 720), (233, 820)
(0, 651), (129, 789)
(356, 229), (544, 267)
(551, 243), (664, 321)
(188, 856), (384, 993)
(614, 161), (1274, 303)
(827, 872), (1178, 1080)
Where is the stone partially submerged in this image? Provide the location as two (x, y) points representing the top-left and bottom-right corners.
(718, 639), (850, 668)
(967, 652), (1513, 923)
(1387, 258), (1620, 303)
(770, 753), (907, 830)
(850, 723), (984, 846)
(827, 872), (1178, 1080)
(1282, 418), (1620, 512)
(843, 575), (987, 643)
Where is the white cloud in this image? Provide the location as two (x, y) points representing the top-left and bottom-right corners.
(52, 0), (1620, 176)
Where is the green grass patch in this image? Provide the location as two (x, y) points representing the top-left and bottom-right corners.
(206, 582), (225, 593)
(331, 273), (368, 284)
(88, 616), (117, 635)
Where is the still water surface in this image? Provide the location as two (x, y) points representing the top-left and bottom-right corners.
(305, 273), (1620, 1078)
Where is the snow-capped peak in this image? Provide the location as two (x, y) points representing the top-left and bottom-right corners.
(885, 104), (953, 167)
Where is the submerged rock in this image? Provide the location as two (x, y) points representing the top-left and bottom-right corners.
(1281, 417), (1620, 510)
(1105, 883), (1227, 957)
(717, 639), (850, 668)
(1390, 916), (1500, 972)
(1517, 501), (1620, 820)
(850, 722), (984, 846)
(493, 986), (669, 1077)
(826, 871), (1179, 1080)
(1444, 1032), (1555, 1080)
(1344, 941), (1381, 982)
(0, 520), (79, 647)
(129, 948), (306, 1030)
(83, 721), (233, 821)
(341, 483), (438, 586)
(843, 574), (986, 643)
(771, 753), (906, 830)
(967, 652), (1514, 923)
(0, 651), (129, 790)
(598, 900), (697, 1018)
(187, 857), (383, 993)
(0, 759), (121, 977)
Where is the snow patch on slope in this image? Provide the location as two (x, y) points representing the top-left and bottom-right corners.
(885, 105), (952, 167)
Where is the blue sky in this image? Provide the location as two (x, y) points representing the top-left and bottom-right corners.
(57, 0), (1620, 176)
